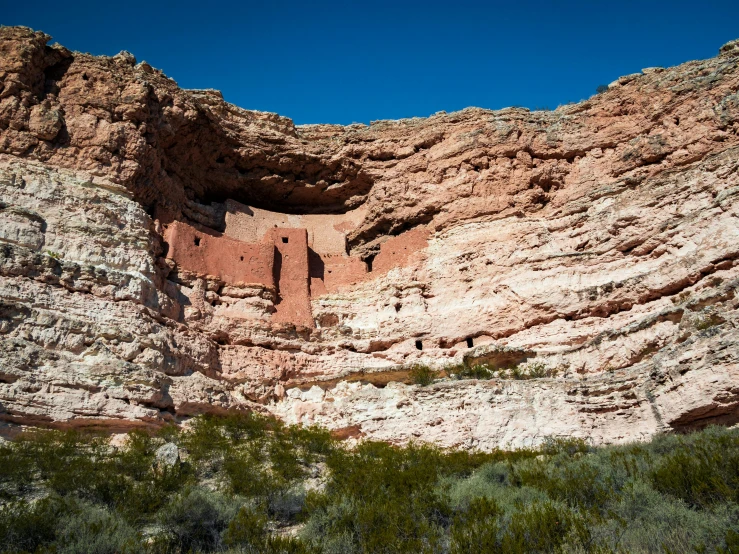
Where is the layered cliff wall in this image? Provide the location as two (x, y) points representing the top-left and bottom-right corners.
(1, 26), (739, 448)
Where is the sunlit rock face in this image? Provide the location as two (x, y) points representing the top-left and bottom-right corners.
(1, 26), (739, 448)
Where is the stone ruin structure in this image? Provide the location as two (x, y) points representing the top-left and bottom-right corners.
(164, 201), (429, 328)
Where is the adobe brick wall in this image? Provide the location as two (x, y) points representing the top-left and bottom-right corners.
(164, 221), (274, 287)
(371, 227), (430, 275)
(164, 212), (429, 328)
(224, 199), (365, 255)
(267, 228), (313, 328)
(309, 253), (368, 296)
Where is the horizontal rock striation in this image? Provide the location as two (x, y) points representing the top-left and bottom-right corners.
(1, 26), (739, 447)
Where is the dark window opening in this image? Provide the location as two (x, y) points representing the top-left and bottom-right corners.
(282, 237), (289, 244)
(466, 337), (474, 348)
(240, 256), (244, 261)
(365, 254), (376, 272)
(194, 237), (201, 246)
(82, 73), (89, 81)
(415, 340), (423, 350)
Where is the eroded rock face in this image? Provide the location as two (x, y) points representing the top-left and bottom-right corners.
(1, 25), (739, 448)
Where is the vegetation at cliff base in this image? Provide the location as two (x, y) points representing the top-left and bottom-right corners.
(0, 415), (738, 553)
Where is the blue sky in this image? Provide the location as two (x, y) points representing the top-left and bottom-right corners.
(3, 0), (738, 125)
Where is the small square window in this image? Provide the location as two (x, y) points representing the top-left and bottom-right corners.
(194, 237), (201, 246)
(282, 237), (289, 244)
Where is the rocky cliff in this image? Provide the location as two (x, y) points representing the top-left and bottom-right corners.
(1, 26), (739, 449)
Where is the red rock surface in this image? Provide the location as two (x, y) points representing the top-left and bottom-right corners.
(1, 26), (739, 448)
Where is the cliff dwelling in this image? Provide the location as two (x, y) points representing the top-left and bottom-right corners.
(163, 199), (429, 328)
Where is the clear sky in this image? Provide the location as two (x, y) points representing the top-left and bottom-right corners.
(3, 0), (738, 125)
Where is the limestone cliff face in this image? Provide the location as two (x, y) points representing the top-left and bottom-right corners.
(1, 26), (739, 448)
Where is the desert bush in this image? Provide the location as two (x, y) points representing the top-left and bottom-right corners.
(409, 364), (438, 386)
(52, 500), (141, 554)
(268, 485), (308, 522)
(454, 363), (494, 380)
(502, 361), (559, 380)
(513, 457), (614, 511)
(445, 462), (548, 516)
(223, 506), (269, 549)
(719, 529), (739, 554)
(223, 506), (313, 553)
(650, 425), (739, 508)
(449, 496), (502, 553)
(501, 499), (576, 553)
(286, 424), (335, 458)
(0, 496), (64, 553)
(223, 449), (276, 500)
(0, 497), (140, 554)
(1, 415), (738, 553)
(592, 478), (734, 553)
(303, 441), (455, 552)
(540, 436), (591, 457)
(0, 439), (35, 499)
(152, 487), (240, 553)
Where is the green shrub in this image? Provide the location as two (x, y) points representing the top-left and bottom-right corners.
(0, 496), (64, 553)
(223, 450), (274, 499)
(455, 363), (494, 380)
(0, 440), (35, 499)
(223, 506), (271, 550)
(502, 361), (559, 380)
(1, 415), (738, 554)
(268, 486), (307, 522)
(287, 424), (335, 458)
(599, 478), (733, 553)
(450, 496), (502, 553)
(651, 426), (739, 508)
(304, 441), (453, 552)
(513, 456), (613, 510)
(719, 529), (739, 554)
(526, 361), (559, 378)
(501, 500), (575, 553)
(409, 364), (438, 386)
(540, 436), (591, 457)
(269, 436), (306, 482)
(153, 487), (240, 553)
(52, 500), (141, 554)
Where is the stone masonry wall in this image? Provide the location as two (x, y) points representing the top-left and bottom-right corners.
(164, 221), (274, 287)
(268, 227), (313, 328)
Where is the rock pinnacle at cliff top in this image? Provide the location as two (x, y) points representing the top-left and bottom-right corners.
(1, 26), (739, 449)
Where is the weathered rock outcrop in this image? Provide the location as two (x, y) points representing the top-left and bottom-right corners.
(1, 26), (739, 448)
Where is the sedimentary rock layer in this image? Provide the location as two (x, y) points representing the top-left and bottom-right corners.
(1, 26), (738, 448)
